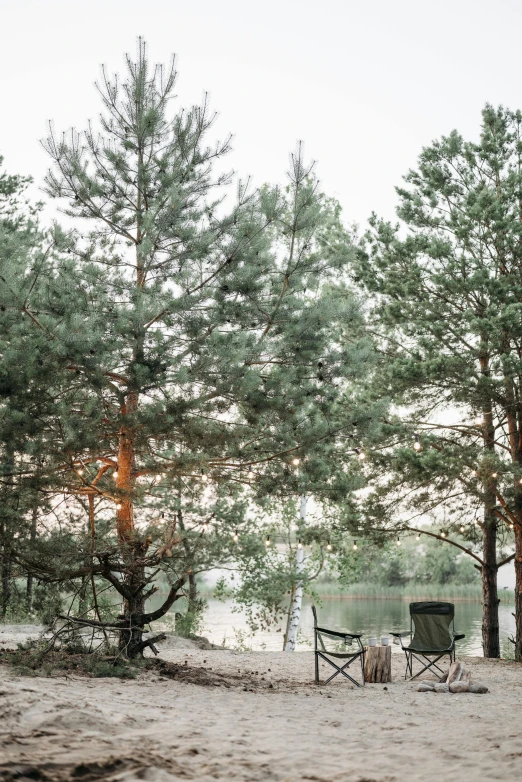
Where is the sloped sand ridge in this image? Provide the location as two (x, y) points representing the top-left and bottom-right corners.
(1, 648), (522, 782)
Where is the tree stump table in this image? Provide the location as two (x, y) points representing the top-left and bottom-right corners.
(364, 645), (392, 683)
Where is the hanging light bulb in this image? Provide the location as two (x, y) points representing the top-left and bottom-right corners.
(473, 416), (483, 426)
(416, 534), (420, 540)
(201, 469), (208, 482)
(413, 434), (421, 451)
(297, 539), (303, 549)
(77, 468), (84, 476)
(248, 466), (253, 481)
(519, 478), (522, 485)
(233, 530), (239, 542)
(491, 472), (497, 478)
(355, 448), (366, 461)
(113, 471), (118, 480)
(471, 470), (478, 477)
(396, 538), (401, 546)
(116, 503), (122, 510)
(460, 526), (465, 533)
(292, 458), (300, 466)
(203, 520), (210, 531)
(352, 541), (358, 551)
(441, 531), (446, 538)
(326, 542), (332, 551)
(265, 535), (271, 547)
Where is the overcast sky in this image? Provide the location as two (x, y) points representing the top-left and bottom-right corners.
(2, 0), (522, 228)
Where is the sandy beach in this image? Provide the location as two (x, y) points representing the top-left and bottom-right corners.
(0, 626), (521, 782)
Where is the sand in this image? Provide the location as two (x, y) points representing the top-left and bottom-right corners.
(0, 626), (521, 782)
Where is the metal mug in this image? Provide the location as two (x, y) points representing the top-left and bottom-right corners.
(368, 637), (377, 647)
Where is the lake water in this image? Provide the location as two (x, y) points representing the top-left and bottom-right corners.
(187, 597), (516, 657)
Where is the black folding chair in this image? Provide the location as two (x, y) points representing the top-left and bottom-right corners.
(312, 605), (365, 687)
(391, 601), (465, 681)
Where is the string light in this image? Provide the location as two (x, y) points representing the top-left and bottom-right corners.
(353, 541), (358, 551)
(116, 503), (122, 510)
(291, 458), (300, 466)
(396, 538), (401, 546)
(518, 478), (522, 485)
(201, 469), (208, 482)
(413, 433), (422, 451)
(232, 530), (239, 542)
(297, 539), (303, 549)
(113, 471), (118, 480)
(491, 472), (497, 478)
(248, 466), (253, 481)
(326, 542), (332, 551)
(77, 469), (84, 476)
(440, 531), (446, 538)
(265, 535), (271, 547)
(416, 534), (420, 540)
(355, 448), (366, 461)
(460, 526), (465, 533)
(471, 470), (478, 477)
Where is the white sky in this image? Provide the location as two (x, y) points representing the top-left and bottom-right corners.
(1, 0), (517, 586)
(2, 0), (522, 227)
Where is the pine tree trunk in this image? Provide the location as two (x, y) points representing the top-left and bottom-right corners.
(514, 497), (522, 662)
(481, 503), (500, 658)
(26, 501), (38, 613)
(480, 363), (500, 658)
(115, 391), (148, 658)
(1, 547), (10, 618)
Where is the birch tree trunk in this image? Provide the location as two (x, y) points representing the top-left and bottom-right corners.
(285, 495), (307, 652)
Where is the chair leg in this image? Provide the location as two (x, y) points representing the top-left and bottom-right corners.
(316, 652), (365, 687)
(315, 651), (319, 684)
(361, 651), (365, 686)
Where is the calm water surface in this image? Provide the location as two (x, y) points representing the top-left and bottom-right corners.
(186, 597), (516, 657)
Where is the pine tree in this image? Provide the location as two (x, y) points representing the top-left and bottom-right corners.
(2, 40), (383, 656)
(355, 105), (522, 659)
(0, 156), (51, 618)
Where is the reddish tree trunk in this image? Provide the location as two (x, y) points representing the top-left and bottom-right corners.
(113, 391), (148, 657)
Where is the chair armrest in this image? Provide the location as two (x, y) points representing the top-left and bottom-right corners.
(454, 633), (465, 641)
(390, 631), (411, 637)
(315, 626), (362, 639)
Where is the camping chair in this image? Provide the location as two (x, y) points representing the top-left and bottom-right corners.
(312, 605), (365, 687)
(391, 601), (465, 681)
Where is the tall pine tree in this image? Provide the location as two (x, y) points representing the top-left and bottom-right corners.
(356, 105), (522, 659)
(2, 40), (382, 656)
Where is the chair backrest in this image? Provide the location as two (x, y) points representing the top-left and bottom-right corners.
(410, 601), (455, 651)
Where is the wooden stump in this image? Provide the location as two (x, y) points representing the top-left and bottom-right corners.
(364, 645), (392, 683)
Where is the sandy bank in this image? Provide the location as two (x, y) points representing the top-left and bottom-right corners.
(0, 628), (521, 781)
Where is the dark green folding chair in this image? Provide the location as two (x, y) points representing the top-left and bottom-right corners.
(312, 605), (365, 687)
(391, 601), (465, 680)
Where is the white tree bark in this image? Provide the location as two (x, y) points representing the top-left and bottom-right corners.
(285, 495), (307, 652)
